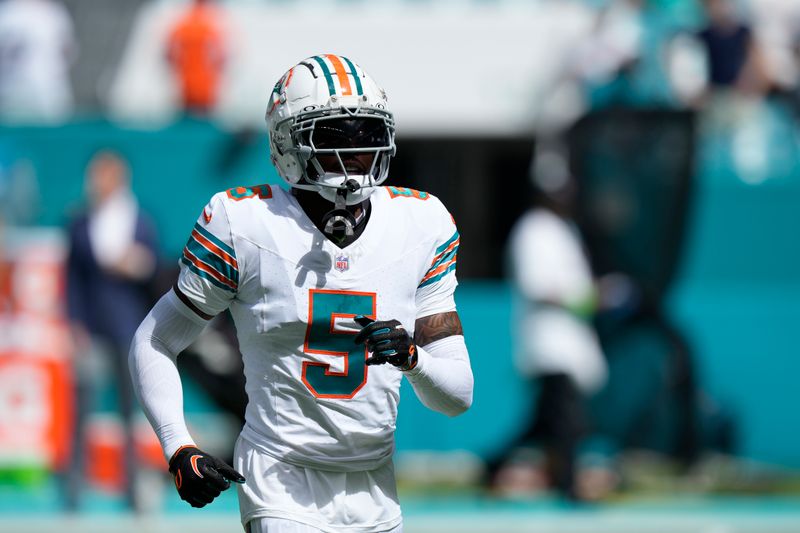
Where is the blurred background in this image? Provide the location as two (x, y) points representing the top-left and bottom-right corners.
(1, 0), (800, 531)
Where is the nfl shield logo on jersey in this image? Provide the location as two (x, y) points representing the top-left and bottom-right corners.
(335, 255), (350, 273)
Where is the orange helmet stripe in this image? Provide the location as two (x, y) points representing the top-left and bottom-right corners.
(325, 54), (353, 96)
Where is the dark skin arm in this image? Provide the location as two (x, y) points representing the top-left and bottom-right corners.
(414, 311), (463, 347)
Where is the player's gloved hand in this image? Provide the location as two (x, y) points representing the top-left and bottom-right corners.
(168, 445), (245, 508)
(354, 316), (418, 371)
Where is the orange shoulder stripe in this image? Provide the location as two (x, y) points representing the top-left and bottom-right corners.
(191, 229), (238, 270)
(183, 248), (237, 289)
(429, 238), (460, 268)
(420, 257), (458, 283)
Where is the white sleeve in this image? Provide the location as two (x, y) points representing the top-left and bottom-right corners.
(129, 290), (208, 459)
(176, 193), (240, 319)
(510, 210), (595, 306)
(415, 199), (459, 318)
(404, 335), (473, 417)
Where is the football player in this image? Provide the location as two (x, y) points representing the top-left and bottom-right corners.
(129, 54), (473, 533)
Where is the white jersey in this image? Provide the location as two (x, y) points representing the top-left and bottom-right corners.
(176, 185), (459, 472)
(508, 208), (606, 393)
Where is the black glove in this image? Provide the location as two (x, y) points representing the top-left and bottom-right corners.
(354, 316), (418, 371)
(168, 445), (245, 508)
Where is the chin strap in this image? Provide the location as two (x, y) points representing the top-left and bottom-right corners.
(322, 179), (361, 240)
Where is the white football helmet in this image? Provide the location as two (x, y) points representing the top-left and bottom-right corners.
(265, 55), (396, 205)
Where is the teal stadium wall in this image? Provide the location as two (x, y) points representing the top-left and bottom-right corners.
(1, 115), (799, 468)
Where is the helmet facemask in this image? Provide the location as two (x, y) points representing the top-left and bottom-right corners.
(277, 105), (396, 206)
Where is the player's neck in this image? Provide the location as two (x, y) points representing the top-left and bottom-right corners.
(292, 188), (371, 248)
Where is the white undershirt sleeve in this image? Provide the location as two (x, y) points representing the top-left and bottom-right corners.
(403, 335), (473, 417)
(128, 289), (209, 459)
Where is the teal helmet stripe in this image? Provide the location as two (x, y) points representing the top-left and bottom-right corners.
(311, 56), (337, 95)
(341, 56), (364, 96)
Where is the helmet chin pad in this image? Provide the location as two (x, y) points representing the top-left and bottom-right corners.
(315, 173), (377, 205)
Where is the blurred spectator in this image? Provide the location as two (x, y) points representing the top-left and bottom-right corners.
(696, 0), (769, 99)
(166, 0), (228, 116)
(689, 0), (774, 182)
(64, 150), (158, 512)
(0, 0), (76, 124)
(572, 0), (644, 109)
(486, 144), (609, 501)
(574, 1), (677, 107)
(748, 0), (800, 115)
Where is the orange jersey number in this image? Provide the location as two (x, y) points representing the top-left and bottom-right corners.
(386, 186), (429, 200)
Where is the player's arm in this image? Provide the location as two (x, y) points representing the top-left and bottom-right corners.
(414, 310), (463, 345)
(129, 194), (245, 507)
(408, 310), (473, 416)
(129, 290), (203, 459)
(129, 290), (245, 507)
(354, 311), (472, 417)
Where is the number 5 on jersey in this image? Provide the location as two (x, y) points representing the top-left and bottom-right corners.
(302, 289), (376, 399)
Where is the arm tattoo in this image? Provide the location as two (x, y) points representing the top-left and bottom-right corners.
(414, 311), (463, 347)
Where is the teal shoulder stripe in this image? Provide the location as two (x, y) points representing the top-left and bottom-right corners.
(418, 263), (457, 288)
(181, 257), (236, 293)
(193, 223), (235, 257)
(435, 230), (460, 255)
(185, 248), (238, 288)
(428, 245), (459, 273)
(311, 56), (336, 95)
(341, 56), (363, 96)
(186, 238), (239, 284)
